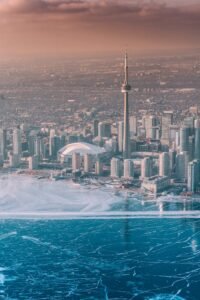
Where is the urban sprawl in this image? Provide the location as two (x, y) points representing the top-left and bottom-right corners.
(0, 53), (200, 197)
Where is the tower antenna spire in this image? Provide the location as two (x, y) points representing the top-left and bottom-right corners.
(124, 51), (128, 84)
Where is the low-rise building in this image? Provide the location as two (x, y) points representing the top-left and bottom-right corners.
(141, 175), (170, 194)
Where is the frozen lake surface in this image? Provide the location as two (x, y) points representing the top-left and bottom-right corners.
(0, 175), (199, 299)
(0, 174), (200, 218)
(0, 219), (199, 299)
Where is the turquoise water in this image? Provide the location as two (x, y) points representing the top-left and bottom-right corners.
(0, 176), (199, 299)
(0, 218), (199, 299)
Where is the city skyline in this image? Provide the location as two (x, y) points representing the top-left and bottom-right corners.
(0, 0), (200, 58)
(1, 1), (200, 299)
(0, 50), (200, 196)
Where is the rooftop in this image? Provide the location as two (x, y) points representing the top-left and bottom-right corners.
(58, 142), (106, 157)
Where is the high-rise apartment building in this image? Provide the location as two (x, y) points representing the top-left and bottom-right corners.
(159, 152), (170, 177)
(180, 127), (189, 152)
(144, 115), (158, 139)
(111, 158), (121, 178)
(123, 159), (134, 179)
(0, 128), (7, 160)
(141, 157), (152, 179)
(13, 128), (22, 157)
(129, 116), (137, 138)
(93, 120), (99, 137)
(176, 152), (189, 181)
(161, 111), (173, 144)
(194, 119), (200, 160)
(188, 160), (200, 192)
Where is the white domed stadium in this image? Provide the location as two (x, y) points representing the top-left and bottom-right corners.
(58, 142), (106, 163)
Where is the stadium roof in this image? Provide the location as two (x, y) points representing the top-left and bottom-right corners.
(58, 142), (106, 157)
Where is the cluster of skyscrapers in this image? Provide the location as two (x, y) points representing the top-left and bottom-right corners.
(0, 54), (200, 195)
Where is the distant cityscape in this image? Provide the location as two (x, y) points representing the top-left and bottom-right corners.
(1, 53), (200, 196)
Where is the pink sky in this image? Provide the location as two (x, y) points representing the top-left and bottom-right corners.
(0, 0), (200, 57)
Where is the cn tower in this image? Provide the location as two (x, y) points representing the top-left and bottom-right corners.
(121, 52), (131, 159)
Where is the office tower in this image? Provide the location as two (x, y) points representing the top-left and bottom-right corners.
(54, 136), (62, 158)
(111, 137), (118, 153)
(175, 130), (180, 149)
(40, 139), (47, 160)
(183, 151), (189, 180)
(124, 159), (134, 179)
(104, 123), (111, 138)
(150, 127), (159, 140)
(180, 127), (189, 152)
(169, 125), (180, 143)
(84, 153), (93, 173)
(110, 158), (121, 178)
(159, 152), (170, 177)
(28, 155), (39, 170)
(49, 135), (61, 159)
(169, 149), (176, 174)
(72, 153), (81, 172)
(141, 157), (152, 179)
(98, 122), (104, 139)
(129, 116), (137, 138)
(0, 154), (3, 166)
(144, 115), (158, 139)
(95, 160), (103, 176)
(34, 137), (45, 160)
(121, 53), (131, 159)
(93, 120), (99, 137)
(28, 134), (36, 156)
(188, 160), (200, 192)
(34, 137), (40, 159)
(49, 134), (54, 158)
(183, 117), (194, 135)
(0, 128), (6, 160)
(161, 111), (173, 144)
(176, 152), (189, 181)
(156, 127), (160, 140)
(98, 122), (111, 139)
(13, 128), (22, 156)
(60, 134), (66, 148)
(49, 129), (56, 157)
(189, 136), (195, 161)
(194, 119), (200, 160)
(118, 121), (124, 153)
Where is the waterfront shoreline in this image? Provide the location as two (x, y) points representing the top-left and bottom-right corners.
(0, 171), (199, 219)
